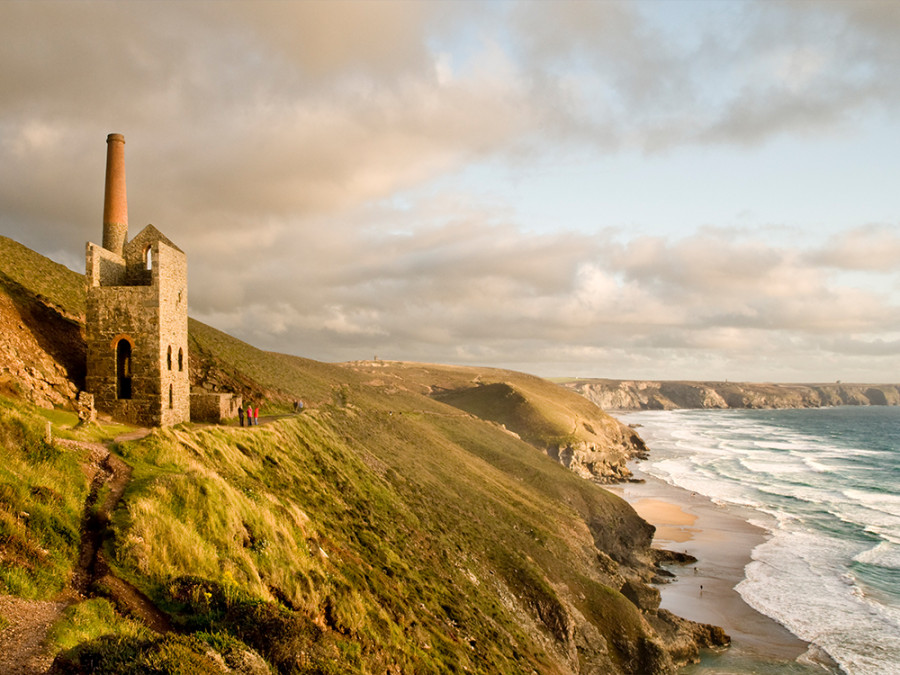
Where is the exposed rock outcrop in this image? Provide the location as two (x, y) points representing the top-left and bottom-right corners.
(0, 273), (84, 409)
(548, 430), (648, 484)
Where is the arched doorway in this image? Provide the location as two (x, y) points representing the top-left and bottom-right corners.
(116, 338), (132, 399)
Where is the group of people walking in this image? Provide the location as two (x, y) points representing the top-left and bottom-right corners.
(237, 399), (306, 427)
(238, 403), (260, 427)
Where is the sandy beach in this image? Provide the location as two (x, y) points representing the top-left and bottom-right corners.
(607, 469), (840, 673)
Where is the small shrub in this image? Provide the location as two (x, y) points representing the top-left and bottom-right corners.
(163, 576), (337, 674)
(47, 599), (147, 651)
(50, 634), (225, 675)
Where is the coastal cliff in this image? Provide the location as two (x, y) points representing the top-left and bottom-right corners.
(0, 235), (727, 674)
(564, 378), (900, 411)
(345, 361), (650, 484)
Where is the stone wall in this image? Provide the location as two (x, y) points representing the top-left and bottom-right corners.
(85, 230), (189, 427)
(86, 242), (126, 287)
(191, 391), (242, 423)
(152, 238), (189, 426)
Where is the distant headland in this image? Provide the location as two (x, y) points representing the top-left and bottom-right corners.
(562, 379), (900, 411)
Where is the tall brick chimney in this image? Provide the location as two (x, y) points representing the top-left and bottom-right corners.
(102, 133), (128, 256)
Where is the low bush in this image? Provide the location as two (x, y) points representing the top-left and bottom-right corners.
(47, 599), (147, 652)
(50, 634), (227, 675)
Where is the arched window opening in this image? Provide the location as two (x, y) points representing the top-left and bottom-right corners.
(167, 346), (172, 371)
(116, 339), (132, 400)
(169, 384), (174, 409)
(178, 347), (184, 372)
(144, 245), (153, 270)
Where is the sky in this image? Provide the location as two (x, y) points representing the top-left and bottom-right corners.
(2, 0), (899, 382)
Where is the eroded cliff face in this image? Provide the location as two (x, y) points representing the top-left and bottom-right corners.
(0, 273), (84, 408)
(546, 421), (649, 484)
(566, 379), (900, 411)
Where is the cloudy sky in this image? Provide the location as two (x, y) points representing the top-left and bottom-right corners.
(2, 0), (899, 382)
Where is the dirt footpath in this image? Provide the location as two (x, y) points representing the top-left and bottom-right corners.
(0, 596), (67, 675)
(0, 435), (170, 673)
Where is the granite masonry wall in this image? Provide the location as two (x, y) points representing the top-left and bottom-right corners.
(85, 232), (189, 427)
(84, 134), (191, 427)
(191, 391), (242, 423)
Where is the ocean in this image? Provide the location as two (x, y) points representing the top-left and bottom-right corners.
(617, 406), (900, 675)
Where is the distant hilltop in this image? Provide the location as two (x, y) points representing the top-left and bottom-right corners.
(562, 379), (900, 411)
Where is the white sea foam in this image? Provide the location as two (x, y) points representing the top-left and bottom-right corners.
(830, 502), (900, 546)
(800, 456), (832, 473)
(738, 457), (806, 475)
(618, 407), (900, 675)
(738, 528), (900, 675)
(843, 488), (900, 512)
(854, 541), (900, 570)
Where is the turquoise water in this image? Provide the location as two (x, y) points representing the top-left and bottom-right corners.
(618, 407), (900, 675)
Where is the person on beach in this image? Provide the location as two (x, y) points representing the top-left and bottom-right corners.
(246, 404), (254, 426)
(238, 405), (244, 427)
(254, 406), (260, 425)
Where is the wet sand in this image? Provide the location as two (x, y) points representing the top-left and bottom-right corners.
(606, 470), (840, 673)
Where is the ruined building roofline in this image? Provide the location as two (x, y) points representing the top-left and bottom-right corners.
(126, 224), (184, 255)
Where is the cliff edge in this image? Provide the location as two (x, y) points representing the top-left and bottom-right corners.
(0, 235), (727, 674)
(564, 378), (900, 411)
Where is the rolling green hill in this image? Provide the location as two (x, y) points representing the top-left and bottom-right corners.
(0, 237), (726, 674)
(343, 360), (648, 483)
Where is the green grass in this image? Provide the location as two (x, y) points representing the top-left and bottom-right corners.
(51, 633), (245, 675)
(96, 380), (660, 672)
(0, 235), (85, 317)
(0, 236), (684, 673)
(31, 404), (134, 444)
(0, 348), (675, 672)
(0, 394), (138, 599)
(0, 397), (91, 598)
(47, 599), (148, 651)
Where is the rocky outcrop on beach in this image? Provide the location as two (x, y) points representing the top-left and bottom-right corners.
(564, 379), (900, 411)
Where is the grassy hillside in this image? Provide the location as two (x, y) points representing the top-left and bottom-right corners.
(0, 377), (716, 673)
(0, 236), (726, 673)
(188, 318), (346, 410)
(0, 397), (132, 598)
(344, 361), (647, 482)
(0, 236), (85, 320)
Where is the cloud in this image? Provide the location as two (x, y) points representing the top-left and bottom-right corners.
(0, 0), (536, 255)
(186, 203), (900, 379)
(811, 224), (900, 272)
(503, 0), (900, 150)
(2, 0), (900, 381)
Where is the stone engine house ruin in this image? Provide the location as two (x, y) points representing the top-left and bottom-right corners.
(85, 133), (190, 426)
